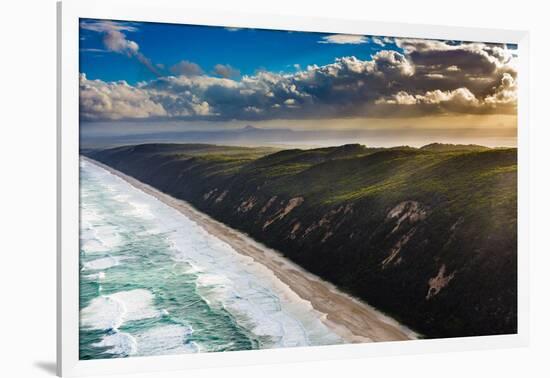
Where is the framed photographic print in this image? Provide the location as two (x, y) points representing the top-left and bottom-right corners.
(57, 0), (529, 376)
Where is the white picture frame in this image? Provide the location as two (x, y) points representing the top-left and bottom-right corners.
(57, 0), (530, 376)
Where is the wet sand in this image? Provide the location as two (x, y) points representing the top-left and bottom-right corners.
(84, 156), (417, 343)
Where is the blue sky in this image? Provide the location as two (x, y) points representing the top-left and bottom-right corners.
(80, 19), (398, 84)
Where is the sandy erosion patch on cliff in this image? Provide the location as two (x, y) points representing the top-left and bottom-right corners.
(263, 197), (304, 229)
(237, 196), (257, 213)
(426, 264), (456, 300)
(214, 190), (228, 203)
(381, 227), (417, 268)
(289, 222), (301, 239)
(302, 204), (353, 240)
(203, 189), (217, 200)
(260, 196), (278, 215)
(386, 200), (427, 234)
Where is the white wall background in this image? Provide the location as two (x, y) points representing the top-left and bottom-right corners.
(1, 0), (548, 377)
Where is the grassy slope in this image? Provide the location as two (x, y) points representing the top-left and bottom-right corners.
(87, 143), (517, 339)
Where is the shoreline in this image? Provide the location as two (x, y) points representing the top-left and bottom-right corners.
(83, 156), (417, 343)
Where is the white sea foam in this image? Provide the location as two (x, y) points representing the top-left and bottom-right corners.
(81, 208), (103, 225)
(134, 325), (197, 356)
(94, 225), (122, 248)
(79, 226), (95, 241)
(81, 239), (109, 254)
(80, 289), (162, 331)
(92, 332), (138, 356)
(81, 295), (126, 330)
(109, 289), (161, 323)
(124, 201), (155, 219)
(113, 193), (130, 202)
(84, 271), (106, 281)
(82, 256), (128, 270)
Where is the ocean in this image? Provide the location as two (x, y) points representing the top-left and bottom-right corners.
(79, 158), (342, 359)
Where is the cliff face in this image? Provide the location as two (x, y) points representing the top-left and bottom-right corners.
(87, 143), (517, 339)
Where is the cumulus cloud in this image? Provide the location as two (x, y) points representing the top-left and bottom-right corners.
(80, 39), (518, 121)
(372, 37), (385, 46)
(374, 88), (483, 115)
(79, 74), (167, 120)
(170, 60), (203, 76)
(374, 74), (517, 117)
(319, 34), (369, 44)
(103, 30), (139, 55)
(213, 64), (240, 78)
(484, 72), (517, 107)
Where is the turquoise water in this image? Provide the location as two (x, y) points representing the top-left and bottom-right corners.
(79, 159), (342, 359)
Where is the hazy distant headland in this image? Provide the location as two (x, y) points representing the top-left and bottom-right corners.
(80, 124), (518, 150)
(85, 142), (517, 339)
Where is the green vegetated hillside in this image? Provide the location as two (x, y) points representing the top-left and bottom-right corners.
(86, 142), (517, 339)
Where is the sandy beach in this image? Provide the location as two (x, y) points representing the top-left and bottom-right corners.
(84, 156), (417, 343)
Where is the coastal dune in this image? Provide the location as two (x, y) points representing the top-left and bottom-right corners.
(84, 157), (416, 343)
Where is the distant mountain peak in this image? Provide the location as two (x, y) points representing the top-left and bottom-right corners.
(242, 125), (259, 131)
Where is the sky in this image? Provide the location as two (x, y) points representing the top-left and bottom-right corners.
(79, 19), (518, 147)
